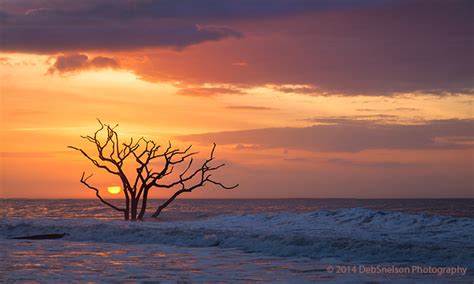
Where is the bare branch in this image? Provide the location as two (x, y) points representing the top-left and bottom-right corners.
(80, 172), (125, 212)
(151, 143), (238, 218)
(68, 146), (119, 175)
(70, 121), (237, 221)
(207, 179), (239, 189)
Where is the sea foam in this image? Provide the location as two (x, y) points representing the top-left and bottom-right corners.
(1, 208), (473, 266)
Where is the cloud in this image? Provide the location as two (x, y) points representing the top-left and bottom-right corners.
(233, 144), (262, 151)
(232, 62), (248, 67)
(0, 1), (243, 53)
(0, 0), (393, 21)
(130, 0), (473, 96)
(0, 57), (10, 65)
(89, 56), (118, 68)
(302, 115), (401, 125)
(178, 119), (474, 152)
(326, 158), (418, 169)
(175, 87), (244, 97)
(272, 85), (321, 95)
(47, 54), (119, 74)
(225, 105), (274, 111)
(0, 22), (241, 53)
(283, 157), (311, 163)
(356, 108), (420, 112)
(395, 108), (420, 112)
(0, 0), (472, 96)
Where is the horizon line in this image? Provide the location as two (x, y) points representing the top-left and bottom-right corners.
(1, 197), (473, 200)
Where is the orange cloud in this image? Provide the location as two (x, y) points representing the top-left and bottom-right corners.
(176, 87), (245, 97)
(225, 106), (274, 111)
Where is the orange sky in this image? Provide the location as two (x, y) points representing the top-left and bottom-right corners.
(0, 0), (473, 198)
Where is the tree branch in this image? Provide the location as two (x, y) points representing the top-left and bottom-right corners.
(68, 146), (119, 175)
(151, 143), (238, 217)
(80, 172), (125, 212)
(70, 120), (237, 221)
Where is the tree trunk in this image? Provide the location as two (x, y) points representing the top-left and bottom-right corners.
(137, 189), (149, 220)
(130, 197), (138, 221)
(124, 193), (130, 220)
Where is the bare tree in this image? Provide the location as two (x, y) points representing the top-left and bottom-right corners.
(69, 120), (238, 221)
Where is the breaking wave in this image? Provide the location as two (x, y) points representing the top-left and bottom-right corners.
(1, 208), (473, 266)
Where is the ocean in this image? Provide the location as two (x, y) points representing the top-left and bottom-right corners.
(1, 199), (473, 283)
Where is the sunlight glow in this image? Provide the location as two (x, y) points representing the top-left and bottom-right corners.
(107, 186), (121, 195)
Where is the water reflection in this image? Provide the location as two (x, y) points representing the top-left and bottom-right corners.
(1, 239), (331, 283)
(4, 239), (467, 283)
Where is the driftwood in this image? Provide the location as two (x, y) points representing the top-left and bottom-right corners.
(9, 233), (67, 240)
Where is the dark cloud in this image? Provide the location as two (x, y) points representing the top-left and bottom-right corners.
(178, 119), (474, 152)
(0, 0), (393, 21)
(132, 0), (473, 96)
(0, 18), (241, 53)
(90, 56), (118, 68)
(0, 1), (246, 53)
(47, 54), (119, 74)
(0, 0), (471, 96)
(272, 85), (321, 95)
(225, 105), (274, 111)
(0, 0), (389, 54)
(176, 87), (244, 97)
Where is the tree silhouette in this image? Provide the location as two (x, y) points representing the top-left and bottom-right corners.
(69, 120), (238, 221)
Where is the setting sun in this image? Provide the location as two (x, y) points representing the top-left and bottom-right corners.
(107, 186), (121, 195)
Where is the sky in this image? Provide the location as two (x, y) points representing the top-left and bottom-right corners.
(0, 0), (473, 198)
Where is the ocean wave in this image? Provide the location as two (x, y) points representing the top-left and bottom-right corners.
(1, 208), (473, 266)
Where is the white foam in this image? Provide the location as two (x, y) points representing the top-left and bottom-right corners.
(2, 208), (473, 266)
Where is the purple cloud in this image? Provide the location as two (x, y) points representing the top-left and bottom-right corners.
(47, 54), (119, 73)
(178, 119), (474, 152)
(0, 0), (471, 95)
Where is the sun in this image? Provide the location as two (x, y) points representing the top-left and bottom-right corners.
(107, 186), (121, 195)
